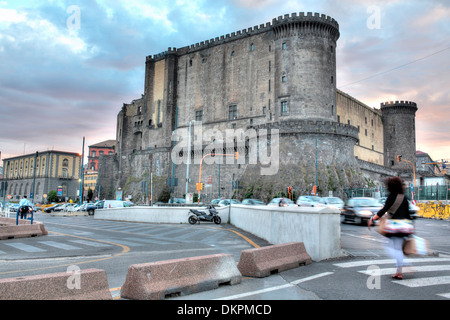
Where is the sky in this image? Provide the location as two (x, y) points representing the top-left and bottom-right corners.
(0, 0), (449, 165)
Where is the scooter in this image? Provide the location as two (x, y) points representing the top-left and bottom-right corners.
(188, 205), (221, 224)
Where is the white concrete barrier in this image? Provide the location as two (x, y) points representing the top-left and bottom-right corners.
(94, 205), (230, 224)
(94, 204), (343, 261)
(229, 205), (343, 261)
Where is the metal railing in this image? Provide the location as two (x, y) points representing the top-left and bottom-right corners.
(344, 184), (450, 202)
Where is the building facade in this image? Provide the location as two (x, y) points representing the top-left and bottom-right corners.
(1, 151), (82, 203)
(98, 12), (419, 203)
(88, 140), (115, 171)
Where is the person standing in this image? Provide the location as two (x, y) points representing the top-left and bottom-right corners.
(18, 195), (32, 219)
(368, 177), (413, 280)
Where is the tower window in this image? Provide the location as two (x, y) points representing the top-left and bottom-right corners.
(281, 101), (288, 114)
(282, 42), (287, 50)
(228, 105), (238, 120)
(250, 43), (254, 51)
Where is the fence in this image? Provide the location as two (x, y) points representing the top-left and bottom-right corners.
(344, 184), (450, 202)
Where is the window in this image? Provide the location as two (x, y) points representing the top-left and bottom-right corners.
(263, 106), (266, 115)
(281, 101), (288, 114)
(250, 43), (254, 51)
(282, 76), (287, 83)
(228, 105), (237, 120)
(195, 110), (203, 122)
(282, 42), (287, 50)
(91, 151), (96, 157)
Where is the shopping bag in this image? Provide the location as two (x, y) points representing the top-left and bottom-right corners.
(403, 235), (430, 256)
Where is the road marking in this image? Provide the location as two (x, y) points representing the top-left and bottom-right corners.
(393, 275), (450, 288)
(437, 292), (450, 299)
(358, 265), (450, 275)
(334, 257), (450, 268)
(68, 239), (112, 247)
(0, 231), (130, 276)
(214, 272), (333, 300)
(341, 232), (387, 243)
(39, 241), (82, 250)
(3, 243), (46, 253)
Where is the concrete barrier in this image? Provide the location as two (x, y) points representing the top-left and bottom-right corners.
(230, 205), (343, 261)
(237, 242), (312, 277)
(94, 205), (230, 224)
(0, 217), (47, 240)
(0, 268), (112, 300)
(120, 253), (242, 300)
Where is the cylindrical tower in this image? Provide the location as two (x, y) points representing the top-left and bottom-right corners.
(381, 101), (418, 172)
(272, 12), (340, 121)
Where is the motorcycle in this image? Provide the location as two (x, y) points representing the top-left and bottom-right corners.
(188, 205), (221, 225)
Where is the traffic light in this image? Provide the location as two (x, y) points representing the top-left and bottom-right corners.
(235, 152), (239, 160)
(396, 155), (402, 162)
(196, 183), (203, 191)
(287, 186), (292, 200)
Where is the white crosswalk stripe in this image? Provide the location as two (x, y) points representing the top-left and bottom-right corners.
(334, 257), (450, 299)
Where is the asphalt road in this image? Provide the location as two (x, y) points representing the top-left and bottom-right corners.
(1, 212), (449, 303)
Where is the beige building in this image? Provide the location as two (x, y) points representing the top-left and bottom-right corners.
(336, 90), (384, 166)
(1, 151), (82, 202)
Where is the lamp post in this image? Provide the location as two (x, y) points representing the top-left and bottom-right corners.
(79, 136), (85, 204)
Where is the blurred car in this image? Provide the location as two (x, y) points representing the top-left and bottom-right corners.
(44, 204), (61, 213)
(341, 197), (382, 225)
(242, 199), (265, 205)
(267, 198), (297, 207)
(217, 199), (241, 206)
(211, 199), (222, 205)
(85, 201), (104, 215)
(296, 196), (325, 207)
(378, 197), (419, 219)
(169, 197), (186, 204)
(101, 200), (135, 209)
(321, 197), (345, 210)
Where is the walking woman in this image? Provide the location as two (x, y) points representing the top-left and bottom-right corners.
(368, 177), (413, 279)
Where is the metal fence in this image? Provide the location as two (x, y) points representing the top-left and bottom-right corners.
(344, 184), (450, 202)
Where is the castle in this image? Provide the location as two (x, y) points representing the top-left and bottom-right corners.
(98, 12), (418, 203)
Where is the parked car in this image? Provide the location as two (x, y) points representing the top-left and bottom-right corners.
(321, 197), (345, 210)
(296, 196), (325, 207)
(85, 201), (104, 215)
(242, 199), (265, 205)
(44, 204), (61, 213)
(267, 198), (297, 207)
(217, 199), (241, 206)
(168, 198), (186, 204)
(101, 200), (135, 209)
(341, 197), (382, 225)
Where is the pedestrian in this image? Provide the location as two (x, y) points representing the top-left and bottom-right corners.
(18, 195), (32, 219)
(368, 177), (413, 280)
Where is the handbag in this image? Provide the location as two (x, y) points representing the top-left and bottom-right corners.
(403, 235), (430, 256)
(377, 194), (414, 236)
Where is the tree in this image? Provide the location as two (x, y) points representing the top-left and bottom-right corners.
(47, 190), (58, 203)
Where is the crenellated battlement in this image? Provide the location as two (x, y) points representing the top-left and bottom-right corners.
(381, 100), (417, 107)
(380, 101), (418, 115)
(146, 12), (339, 61)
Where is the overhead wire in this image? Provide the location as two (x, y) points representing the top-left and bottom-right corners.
(338, 45), (450, 89)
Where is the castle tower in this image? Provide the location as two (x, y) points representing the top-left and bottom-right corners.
(272, 13), (340, 121)
(381, 101), (418, 174)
